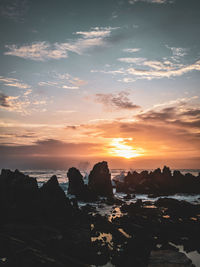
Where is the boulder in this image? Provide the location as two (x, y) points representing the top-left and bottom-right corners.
(88, 161), (113, 198)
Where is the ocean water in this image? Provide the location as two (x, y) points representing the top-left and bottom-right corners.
(22, 168), (200, 204)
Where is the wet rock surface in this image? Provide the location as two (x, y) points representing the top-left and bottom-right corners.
(148, 250), (193, 267)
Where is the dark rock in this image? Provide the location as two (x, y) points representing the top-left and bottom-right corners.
(88, 161), (113, 198)
(114, 166), (200, 195)
(67, 167), (97, 201)
(124, 194), (131, 200)
(39, 175), (73, 222)
(0, 169), (38, 221)
(67, 167), (85, 196)
(148, 250), (193, 266)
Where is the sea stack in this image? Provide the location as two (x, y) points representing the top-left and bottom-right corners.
(67, 167), (85, 195)
(88, 161), (113, 198)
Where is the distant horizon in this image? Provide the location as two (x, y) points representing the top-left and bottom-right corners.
(0, 157), (199, 171)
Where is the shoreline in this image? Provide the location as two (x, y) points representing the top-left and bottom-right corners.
(0, 163), (200, 267)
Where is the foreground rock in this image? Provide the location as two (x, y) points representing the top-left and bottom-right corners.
(1, 167), (200, 267)
(67, 167), (96, 201)
(88, 161), (113, 198)
(39, 175), (74, 222)
(148, 250), (193, 267)
(0, 169), (91, 267)
(0, 169), (38, 221)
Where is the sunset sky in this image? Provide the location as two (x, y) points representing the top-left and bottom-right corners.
(0, 0), (200, 169)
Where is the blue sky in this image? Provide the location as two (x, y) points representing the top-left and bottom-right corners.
(0, 0), (200, 169)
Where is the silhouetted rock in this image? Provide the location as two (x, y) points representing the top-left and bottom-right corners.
(115, 166), (200, 195)
(67, 167), (97, 201)
(67, 167), (85, 195)
(40, 175), (73, 221)
(88, 161), (113, 198)
(0, 169), (38, 221)
(162, 166), (172, 177)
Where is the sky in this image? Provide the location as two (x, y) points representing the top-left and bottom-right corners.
(0, 0), (200, 170)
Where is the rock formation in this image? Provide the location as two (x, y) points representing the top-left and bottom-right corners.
(67, 167), (85, 195)
(88, 161), (113, 198)
(114, 166), (200, 195)
(39, 175), (73, 221)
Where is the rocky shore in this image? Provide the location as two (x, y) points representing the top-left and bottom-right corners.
(0, 162), (199, 267)
(114, 166), (200, 196)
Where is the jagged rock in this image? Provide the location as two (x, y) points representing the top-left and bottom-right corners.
(148, 250), (193, 266)
(67, 167), (97, 201)
(67, 167), (85, 196)
(115, 166), (200, 195)
(88, 161), (113, 198)
(39, 175), (73, 221)
(163, 166), (172, 177)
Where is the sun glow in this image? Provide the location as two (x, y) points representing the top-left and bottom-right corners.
(109, 138), (144, 159)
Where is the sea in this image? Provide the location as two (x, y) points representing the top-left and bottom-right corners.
(22, 168), (200, 204)
(21, 168), (200, 267)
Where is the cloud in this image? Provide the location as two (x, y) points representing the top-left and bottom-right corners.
(62, 85), (79, 90)
(0, 93), (22, 111)
(127, 60), (200, 79)
(123, 48), (141, 53)
(38, 81), (59, 87)
(136, 105), (200, 129)
(23, 89), (32, 96)
(118, 57), (146, 64)
(0, 76), (30, 89)
(0, 90), (47, 114)
(99, 57), (200, 81)
(38, 72), (87, 89)
(55, 37), (107, 55)
(4, 27), (119, 61)
(75, 27), (117, 39)
(95, 91), (140, 111)
(0, 139), (104, 169)
(153, 96), (198, 109)
(166, 45), (188, 58)
(0, 93), (11, 107)
(4, 42), (68, 61)
(128, 0), (173, 4)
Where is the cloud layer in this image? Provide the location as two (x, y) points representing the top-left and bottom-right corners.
(4, 27), (118, 61)
(95, 91), (140, 111)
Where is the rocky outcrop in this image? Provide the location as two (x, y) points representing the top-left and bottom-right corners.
(114, 166), (200, 195)
(39, 175), (73, 221)
(0, 169), (39, 221)
(88, 161), (113, 198)
(0, 169), (92, 267)
(67, 167), (85, 195)
(67, 167), (97, 201)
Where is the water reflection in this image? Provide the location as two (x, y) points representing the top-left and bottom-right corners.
(91, 232), (113, 250)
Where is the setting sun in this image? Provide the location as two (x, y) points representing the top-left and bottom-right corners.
(109, 138), (144, 159)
